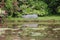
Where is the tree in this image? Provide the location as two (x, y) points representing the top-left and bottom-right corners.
(4, 0), (60, 18)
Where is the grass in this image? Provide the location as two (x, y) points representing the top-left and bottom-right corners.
(7, 16), (60, 21)
(4, 16), (60, 24)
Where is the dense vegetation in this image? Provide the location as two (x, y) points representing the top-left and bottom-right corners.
(0, 0), (60, 17)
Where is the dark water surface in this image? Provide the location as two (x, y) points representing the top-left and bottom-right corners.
(0, 22), (60, 40)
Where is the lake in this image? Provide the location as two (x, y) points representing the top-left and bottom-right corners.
(0, 22), (60, 40)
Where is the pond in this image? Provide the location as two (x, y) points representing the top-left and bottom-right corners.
(0, 22), (60, 40)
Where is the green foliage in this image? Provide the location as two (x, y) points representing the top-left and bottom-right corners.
(31, 1), (48, 10)
(5, 0), (13, 17)
(23, 7), (33, 14)
(57, 6), (60, 13)
(33, 9), (48, 16)
(20, 1), (48, 16)
(4, 0), (60, 18)
(5, 0), (13, 9)
(20, 4), (28, 10)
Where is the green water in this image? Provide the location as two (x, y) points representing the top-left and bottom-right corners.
(0, 22), (60, 40)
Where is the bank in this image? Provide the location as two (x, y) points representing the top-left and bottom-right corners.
(7, 16), (60, 21)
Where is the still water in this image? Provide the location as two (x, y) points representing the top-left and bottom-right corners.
(0, 22), (60, 40)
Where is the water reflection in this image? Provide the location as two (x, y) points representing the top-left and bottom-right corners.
(0, 22), (60, 40)
(21, 23), (38, 28)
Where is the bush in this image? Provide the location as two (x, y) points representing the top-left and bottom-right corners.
(20, 1), (49, 16)
(57, 6), (60, 13)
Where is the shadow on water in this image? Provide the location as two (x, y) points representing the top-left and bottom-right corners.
(0, 22), (60, 40)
